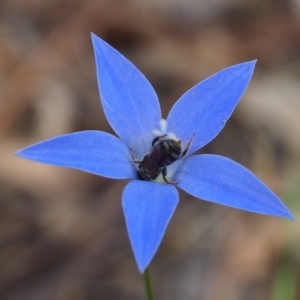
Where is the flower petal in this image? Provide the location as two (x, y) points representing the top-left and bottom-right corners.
(175, 155), (294, 219)
(122, 180), (179, 272)
(16, 131), (136, 179)
(91, 33), (161, 158)
(167, 61), (256, 155)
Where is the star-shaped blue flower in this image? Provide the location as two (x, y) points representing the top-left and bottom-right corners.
(16, 33), (294, 273)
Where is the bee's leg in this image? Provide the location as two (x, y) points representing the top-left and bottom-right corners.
(130, 146), (143, 163)
(181, 134), (195, 157)
(162, 167), (179, 185)
(152, 134), (168, 146)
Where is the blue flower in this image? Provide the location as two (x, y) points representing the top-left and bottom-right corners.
(16, 33), (294, 273)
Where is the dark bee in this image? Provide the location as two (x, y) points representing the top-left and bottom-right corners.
(131, 134), (194, 184)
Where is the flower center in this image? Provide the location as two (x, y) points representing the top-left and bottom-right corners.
(132, 119), (185, 184)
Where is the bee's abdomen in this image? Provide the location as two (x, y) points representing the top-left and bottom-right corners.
(160, 140), (181, 165)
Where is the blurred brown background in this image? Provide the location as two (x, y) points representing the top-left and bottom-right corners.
(0, 0), (300, 299)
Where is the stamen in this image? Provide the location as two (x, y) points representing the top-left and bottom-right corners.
(159, 119), (168, 133)
(152, 119), (180, 141)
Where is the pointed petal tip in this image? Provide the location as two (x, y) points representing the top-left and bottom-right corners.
(248, 59), (257, 64)
(14, 150), (21, 157)
(230, 60), (256, 78)
(242, 59), (257, 65)
(91, 32), (99, 43)
(136, 257), (151, 274)
(137, 262), (147, 274)
(246, 59), (257, 69)
(237, 59), (257, 74)
(91, 32), (103, 47)
(282, 210), (295, 221)
(15, 147), (43, 161)
(14, 147), (32, 159)
(254, 206), (294, 220)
